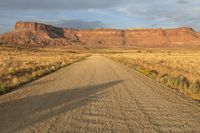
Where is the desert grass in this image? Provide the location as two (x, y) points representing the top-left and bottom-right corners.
(0, 46), (89, 94)
(105, 51), (200, 100)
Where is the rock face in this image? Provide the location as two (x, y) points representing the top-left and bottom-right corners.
(0, 22), (80, 46)
(75, 29), (124, 46)
(125, 28), (200, 47)
(1, 21), (200, 47)
(78, 28), (200, 47)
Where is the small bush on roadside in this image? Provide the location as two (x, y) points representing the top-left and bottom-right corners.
(166, 76), (175, 87)
(36, 69), (46, 76)
(189, 80), (200, 93)
(160, 74), (170, 84)
(0, 82), (7, 94)
(142, 69), (158, 79)
(12, 76), (20, 86)
(176, 75), (189, 91)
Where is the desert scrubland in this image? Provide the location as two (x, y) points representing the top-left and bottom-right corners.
(106, 50), (200, 100)
(1, 45), (200, 101)
(0, 46), (89, 94)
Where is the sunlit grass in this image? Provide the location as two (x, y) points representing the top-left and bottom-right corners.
(0, 46), (89, 94)
(106, 51), (200, 100)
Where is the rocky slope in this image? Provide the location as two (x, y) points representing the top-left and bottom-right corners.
(1, 21), (200, 47)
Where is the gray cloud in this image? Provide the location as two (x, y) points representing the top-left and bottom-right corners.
(47, 19), (105, 29)
(176, 0), (189, 4)
(0, 0), (128, 10)
(116, 0), (200, 30)
(0, 0), (200, 31)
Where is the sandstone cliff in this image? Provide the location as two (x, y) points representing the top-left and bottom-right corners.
(0, 22), (79, 46)
(1, 21), (200, 47)
(75, 29), (124, 46)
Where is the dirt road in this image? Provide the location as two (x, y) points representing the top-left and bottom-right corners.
(0, 56), (200, 133)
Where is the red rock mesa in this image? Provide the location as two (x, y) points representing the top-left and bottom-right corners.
(1, 21), (200, 47)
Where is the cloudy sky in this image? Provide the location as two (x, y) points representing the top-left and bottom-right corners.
(0, 0), (200, 33)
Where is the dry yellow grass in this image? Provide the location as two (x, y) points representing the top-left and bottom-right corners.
(0, 46), (89, 94)
(105, 51), (200, 100)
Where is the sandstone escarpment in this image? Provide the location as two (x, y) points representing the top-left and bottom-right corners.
(165, 28), (199, 46)
(75, 27), (200, 47)
(1, 21), (200, 47)
(125, 28), (200, 47)
(75, 29), (124, 46)
(125, 29), (168, 47)
(1, 22), (79, 46)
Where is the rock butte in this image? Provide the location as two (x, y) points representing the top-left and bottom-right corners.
(1, 21), (200, 47)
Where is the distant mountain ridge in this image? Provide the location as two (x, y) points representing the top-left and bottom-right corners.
(0, 21), (200, 47)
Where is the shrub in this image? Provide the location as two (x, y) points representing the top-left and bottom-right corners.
(61, 61), (66, 67)
(166, 76), (176, 87)
(146, 50), (153, 53)
(160, 74), (170, 84)
(0, 82), (7, 94)
(36, 69), (46, 77)
(142, 69), (158, 79)
(136, 50), (142, 53)
(173, 75), (189, 91)
(178, 76), (189, 90)
(51, 66), (56, 71)
(149, 70), (159, 78)
(31, 71), (38, 77)
(12, 77), (20, 86)
(189, 80), (200, 93)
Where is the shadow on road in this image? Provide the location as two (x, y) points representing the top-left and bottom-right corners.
(0, 80), (124, 131)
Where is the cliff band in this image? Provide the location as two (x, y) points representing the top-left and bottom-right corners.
(1, 21), (200, 47)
